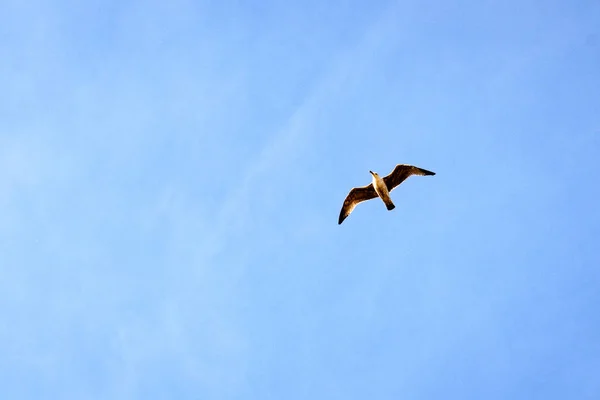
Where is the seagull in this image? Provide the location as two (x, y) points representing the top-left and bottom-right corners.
(338, 164), (436, 224)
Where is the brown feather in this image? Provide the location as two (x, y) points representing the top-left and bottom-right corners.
(338, 184), (377, 224)
(383, 164), (436, 192)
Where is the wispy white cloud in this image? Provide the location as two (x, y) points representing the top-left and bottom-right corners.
(202, 1), (405, 258)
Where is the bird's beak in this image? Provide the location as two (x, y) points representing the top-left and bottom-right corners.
(369, 170), (374, 175)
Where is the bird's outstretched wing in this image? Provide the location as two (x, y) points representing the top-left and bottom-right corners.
(338, 184), (378, 224)
(383, 164), (435, 192)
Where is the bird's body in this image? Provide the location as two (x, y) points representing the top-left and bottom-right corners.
(370, 171), (395, 210)
(338, 164), (435, 224)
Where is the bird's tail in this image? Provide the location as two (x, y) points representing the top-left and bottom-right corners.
(386, 202), (395, 211)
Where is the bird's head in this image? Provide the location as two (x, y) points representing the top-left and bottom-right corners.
(369, 170), (379, 177)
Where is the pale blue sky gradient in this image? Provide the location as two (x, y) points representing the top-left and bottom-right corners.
(1, 0), (599, 399)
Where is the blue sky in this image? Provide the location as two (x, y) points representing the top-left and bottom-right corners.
(1, 0), (599, 398)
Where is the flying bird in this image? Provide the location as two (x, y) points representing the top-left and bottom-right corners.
(338, 164), (435, 224)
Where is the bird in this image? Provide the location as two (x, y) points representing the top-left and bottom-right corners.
(338, 164), (435, 224)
